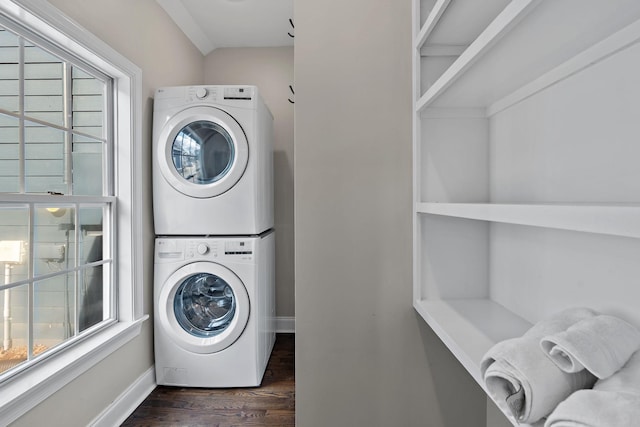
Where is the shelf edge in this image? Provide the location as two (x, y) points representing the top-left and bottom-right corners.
(416, 0), (541, 112)
(487, 15), (640, 116)
(415, 0), (452, 49)
(414, 298), (538, 426)
(417, 202), (640, 238)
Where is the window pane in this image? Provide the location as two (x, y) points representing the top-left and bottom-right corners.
(78, 264), (105, 332)
(72, 67), (104, 139)
(0, 28), (19, 113)
(0, 283), (30, 375)
(0, 113), (20, 193)
(24, 42), (64, 127)
(0, 205), (29, 285)
(73, 134), (103, 196)
(34, 272), (74, 347)
(79, 206), (103, 263)
(25, 121), (66, 194)
(33, 205), (74, 278)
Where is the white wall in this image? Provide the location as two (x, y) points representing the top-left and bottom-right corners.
(294, 0), (485, 425)
(9, 1), (203, 425)
(203, 47), (295, 319)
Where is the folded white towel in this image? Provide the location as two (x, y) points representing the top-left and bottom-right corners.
(481, 307), (597, 424)
(544, 351), (640, 427)
(594, 349), (640, 394)
(544, 390), (640, 427)
(540, 315), (640, 379)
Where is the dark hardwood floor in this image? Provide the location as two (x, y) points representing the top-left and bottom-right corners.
(122, 334), (295, 427)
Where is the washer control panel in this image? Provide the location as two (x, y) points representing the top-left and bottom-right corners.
(156, 238), (255, 263)
(185, 240), (219, 259)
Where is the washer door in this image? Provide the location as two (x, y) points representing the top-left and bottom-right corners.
(157, 106), (249, 198)
(157, 262), (250, 354)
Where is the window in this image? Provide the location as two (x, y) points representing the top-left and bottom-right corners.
(0, 20), (114, 379)
(0, 0), (144, 422)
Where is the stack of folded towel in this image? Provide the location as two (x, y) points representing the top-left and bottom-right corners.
(480, 308), (640, 425)
(544, 351), (640, 427)
(540, 314), (640, 380)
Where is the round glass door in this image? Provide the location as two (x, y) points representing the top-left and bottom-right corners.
(157, 106), (249, 198)
(157, 261), (250, 354)
(172, 121), (235, 185)
(174, 272), (236, 337)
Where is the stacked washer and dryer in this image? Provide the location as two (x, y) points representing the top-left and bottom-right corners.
(152, 85), (276, 387)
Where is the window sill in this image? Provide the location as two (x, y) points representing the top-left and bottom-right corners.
(0, 315), (149, 425)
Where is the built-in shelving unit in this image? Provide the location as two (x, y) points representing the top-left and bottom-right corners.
(412, 0), (640, 425)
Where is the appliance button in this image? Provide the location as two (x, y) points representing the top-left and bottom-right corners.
(197, 243), (209, 255)
(195, 88), (208, 99)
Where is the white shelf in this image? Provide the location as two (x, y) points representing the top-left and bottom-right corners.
(415, 0), (451, 49)
(416, 0), (640, 111)
(417, 202), (640, 239)
(416, 0), (540, 111)
(414, 298), (542, 426)
(414, 298), (531, 383)
(417, 0), (512, 49)
(413, 1), (640, 425)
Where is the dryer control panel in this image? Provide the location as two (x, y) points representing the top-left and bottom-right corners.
(182, 85), (254, 104)
(154, 85), (261, 113)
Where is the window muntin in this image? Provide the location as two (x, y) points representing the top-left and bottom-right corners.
(0, 21), (113, 380)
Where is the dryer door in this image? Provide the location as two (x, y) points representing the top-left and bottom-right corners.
(157, 261), (250, 354)
(157, 106), (249, 198)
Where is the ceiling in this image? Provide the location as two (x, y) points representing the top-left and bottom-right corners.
(157, 0), (294, 55)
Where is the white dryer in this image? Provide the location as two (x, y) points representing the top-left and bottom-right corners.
(154, 232), (275, 387)
(153, 85), (274, 235)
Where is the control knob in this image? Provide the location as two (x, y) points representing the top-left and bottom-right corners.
(197, 243), (209, 255)
(195, 87), (208, 99)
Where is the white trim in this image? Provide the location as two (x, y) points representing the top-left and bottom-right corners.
(0, 317), (148, 425)
(0, 194), (115, 204)
(90, 365), (156, 427)
(156, 0), (215, 55)
(276, 316), (295, 333)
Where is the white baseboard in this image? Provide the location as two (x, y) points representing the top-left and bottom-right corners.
(276, 316), (295, 333)
(90, 366), (156, 427)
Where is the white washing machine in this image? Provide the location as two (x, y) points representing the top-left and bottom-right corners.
(154, 232), (275, 387)
(153, 85), (274, 235)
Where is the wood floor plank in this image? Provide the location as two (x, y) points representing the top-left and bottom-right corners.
(121, 334), (295, 427)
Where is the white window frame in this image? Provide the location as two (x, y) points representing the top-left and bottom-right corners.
(0, 0), (146, 423)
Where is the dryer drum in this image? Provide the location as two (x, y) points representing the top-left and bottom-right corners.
(174, 273), (237, 338)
